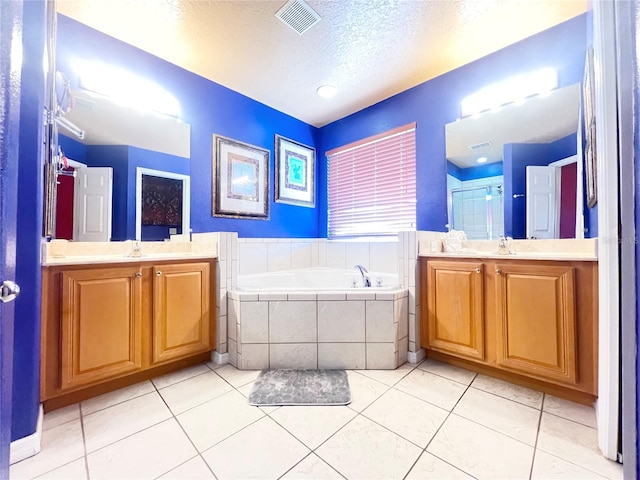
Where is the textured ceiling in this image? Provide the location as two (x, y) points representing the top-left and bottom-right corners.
(56, 0), (587, 127)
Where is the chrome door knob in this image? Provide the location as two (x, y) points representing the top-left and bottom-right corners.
(0, 280), (20, 303)
(156, 271), (162, 276)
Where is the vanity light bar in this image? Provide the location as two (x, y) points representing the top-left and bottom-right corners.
(79, 62), (181, 118)
(461, 68), (558, 118)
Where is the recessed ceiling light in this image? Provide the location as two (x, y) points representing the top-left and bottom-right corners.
(317, 85), (337, 98)
(477, 157), (488, 164)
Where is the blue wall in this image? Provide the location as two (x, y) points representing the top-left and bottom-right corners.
(56, 15), (321, 239)
(447, 161), (504, 182)
(12, 0), (45, 441)
(317, 15), (587, 237)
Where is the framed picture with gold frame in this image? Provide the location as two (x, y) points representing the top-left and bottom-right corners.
(275, 135), (315, 208)
(212, 134), (269, 219)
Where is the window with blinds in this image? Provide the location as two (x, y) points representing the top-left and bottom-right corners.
(326, 123), (416, 238)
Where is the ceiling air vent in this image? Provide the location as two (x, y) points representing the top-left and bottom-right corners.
(72, 96), (95, 112)
(469, 141), (492, 150)
(276, 0), (321, 35)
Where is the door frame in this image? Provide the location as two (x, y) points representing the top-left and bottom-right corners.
(0, 0), (23, 474)
(593, 0), (622, 462)
(135, 167), (190, 241)
(608, 0), (637, 474)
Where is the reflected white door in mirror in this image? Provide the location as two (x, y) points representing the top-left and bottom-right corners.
(54, 156), (113, 242)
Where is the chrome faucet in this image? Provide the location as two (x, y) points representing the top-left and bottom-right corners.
(354, 265), (371, 287)
(497, 236), (512, 255)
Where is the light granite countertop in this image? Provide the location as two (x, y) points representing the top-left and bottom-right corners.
(41, 239), (217, 266)
(418, 237), (598, 262)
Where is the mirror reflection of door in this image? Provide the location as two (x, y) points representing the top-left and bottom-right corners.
(50, 85), (191, 243)
(54, 158), (113, 242)
(445, 83), (582, 239)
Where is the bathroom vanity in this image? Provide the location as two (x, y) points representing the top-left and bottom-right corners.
(419, 239), (598, 404)
(40, 241), (217, 410)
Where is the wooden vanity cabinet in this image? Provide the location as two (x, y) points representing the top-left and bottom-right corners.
(152, 263), (211, 364)
(425, 260), (485, 361)
(420, 257), (597, 402)
(494, 262), (577, 385)
(59, 266), (144, 391)
(41, 258), (215, 405)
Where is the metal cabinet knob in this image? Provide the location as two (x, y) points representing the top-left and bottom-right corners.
(156, 271), (162, 276)
(135, 272), (142, 278)
(0, 280), (20, 303)
(496, 269), (503, 275)
(475, 267), (481, 273)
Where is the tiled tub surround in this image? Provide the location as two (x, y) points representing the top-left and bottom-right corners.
(227, 285), (409, 370)
(234, 234), (425, 359)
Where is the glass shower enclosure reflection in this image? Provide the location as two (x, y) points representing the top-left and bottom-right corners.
(447, 183), (505, 240)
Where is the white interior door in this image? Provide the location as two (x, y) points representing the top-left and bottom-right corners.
(74, 167), (113, 242)
(526, 165), (560, 239)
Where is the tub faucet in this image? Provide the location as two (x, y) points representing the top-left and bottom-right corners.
(354, 265), (371, 287)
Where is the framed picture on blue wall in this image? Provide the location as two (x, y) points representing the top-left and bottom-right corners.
(213, 134), (269, 219)
(275, 135), (315, 208)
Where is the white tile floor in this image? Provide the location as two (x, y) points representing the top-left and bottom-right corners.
(10, 358), (623, 480)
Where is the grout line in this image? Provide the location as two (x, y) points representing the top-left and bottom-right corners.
(79, 404), (90, 479)
(468, 382), (543, 411)
(528, 393), (545, 480)
(422, 372), (476, 452)
(541, 409), (599, 430)
(152, 374), (220, 480)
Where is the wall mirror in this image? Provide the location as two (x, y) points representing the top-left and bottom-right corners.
(445, 82), (581, 240)
(50, 15), (191, 242)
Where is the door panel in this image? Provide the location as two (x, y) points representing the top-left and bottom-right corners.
(0, 0), (23, 473)
(526, 165), (560, 239)
(60, 267), (142, 390)
(74, 167), (113, 242)
(426, 261), (485, 361)
(495, 263), (577, 384)
(152, 263), (211, 364)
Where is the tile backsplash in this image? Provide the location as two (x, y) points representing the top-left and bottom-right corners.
(237, 238), (398, 276)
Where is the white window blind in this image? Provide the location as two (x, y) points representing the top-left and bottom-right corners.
(327, 123), (416, 238)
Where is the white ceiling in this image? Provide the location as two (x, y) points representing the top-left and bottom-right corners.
(445, 83), (581, 168)
(56, 0), (586, 128)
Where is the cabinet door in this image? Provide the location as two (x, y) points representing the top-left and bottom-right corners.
(60, 266), (143, 391)
(494, 263), (577, 384)
(426, 261), (485, 361)
(152, 262), (211, 364)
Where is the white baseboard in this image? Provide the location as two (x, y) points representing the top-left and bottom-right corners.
(10, 404), (43, 465)
(212, 351), (229, 365)
(407, 348), (426, 364)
